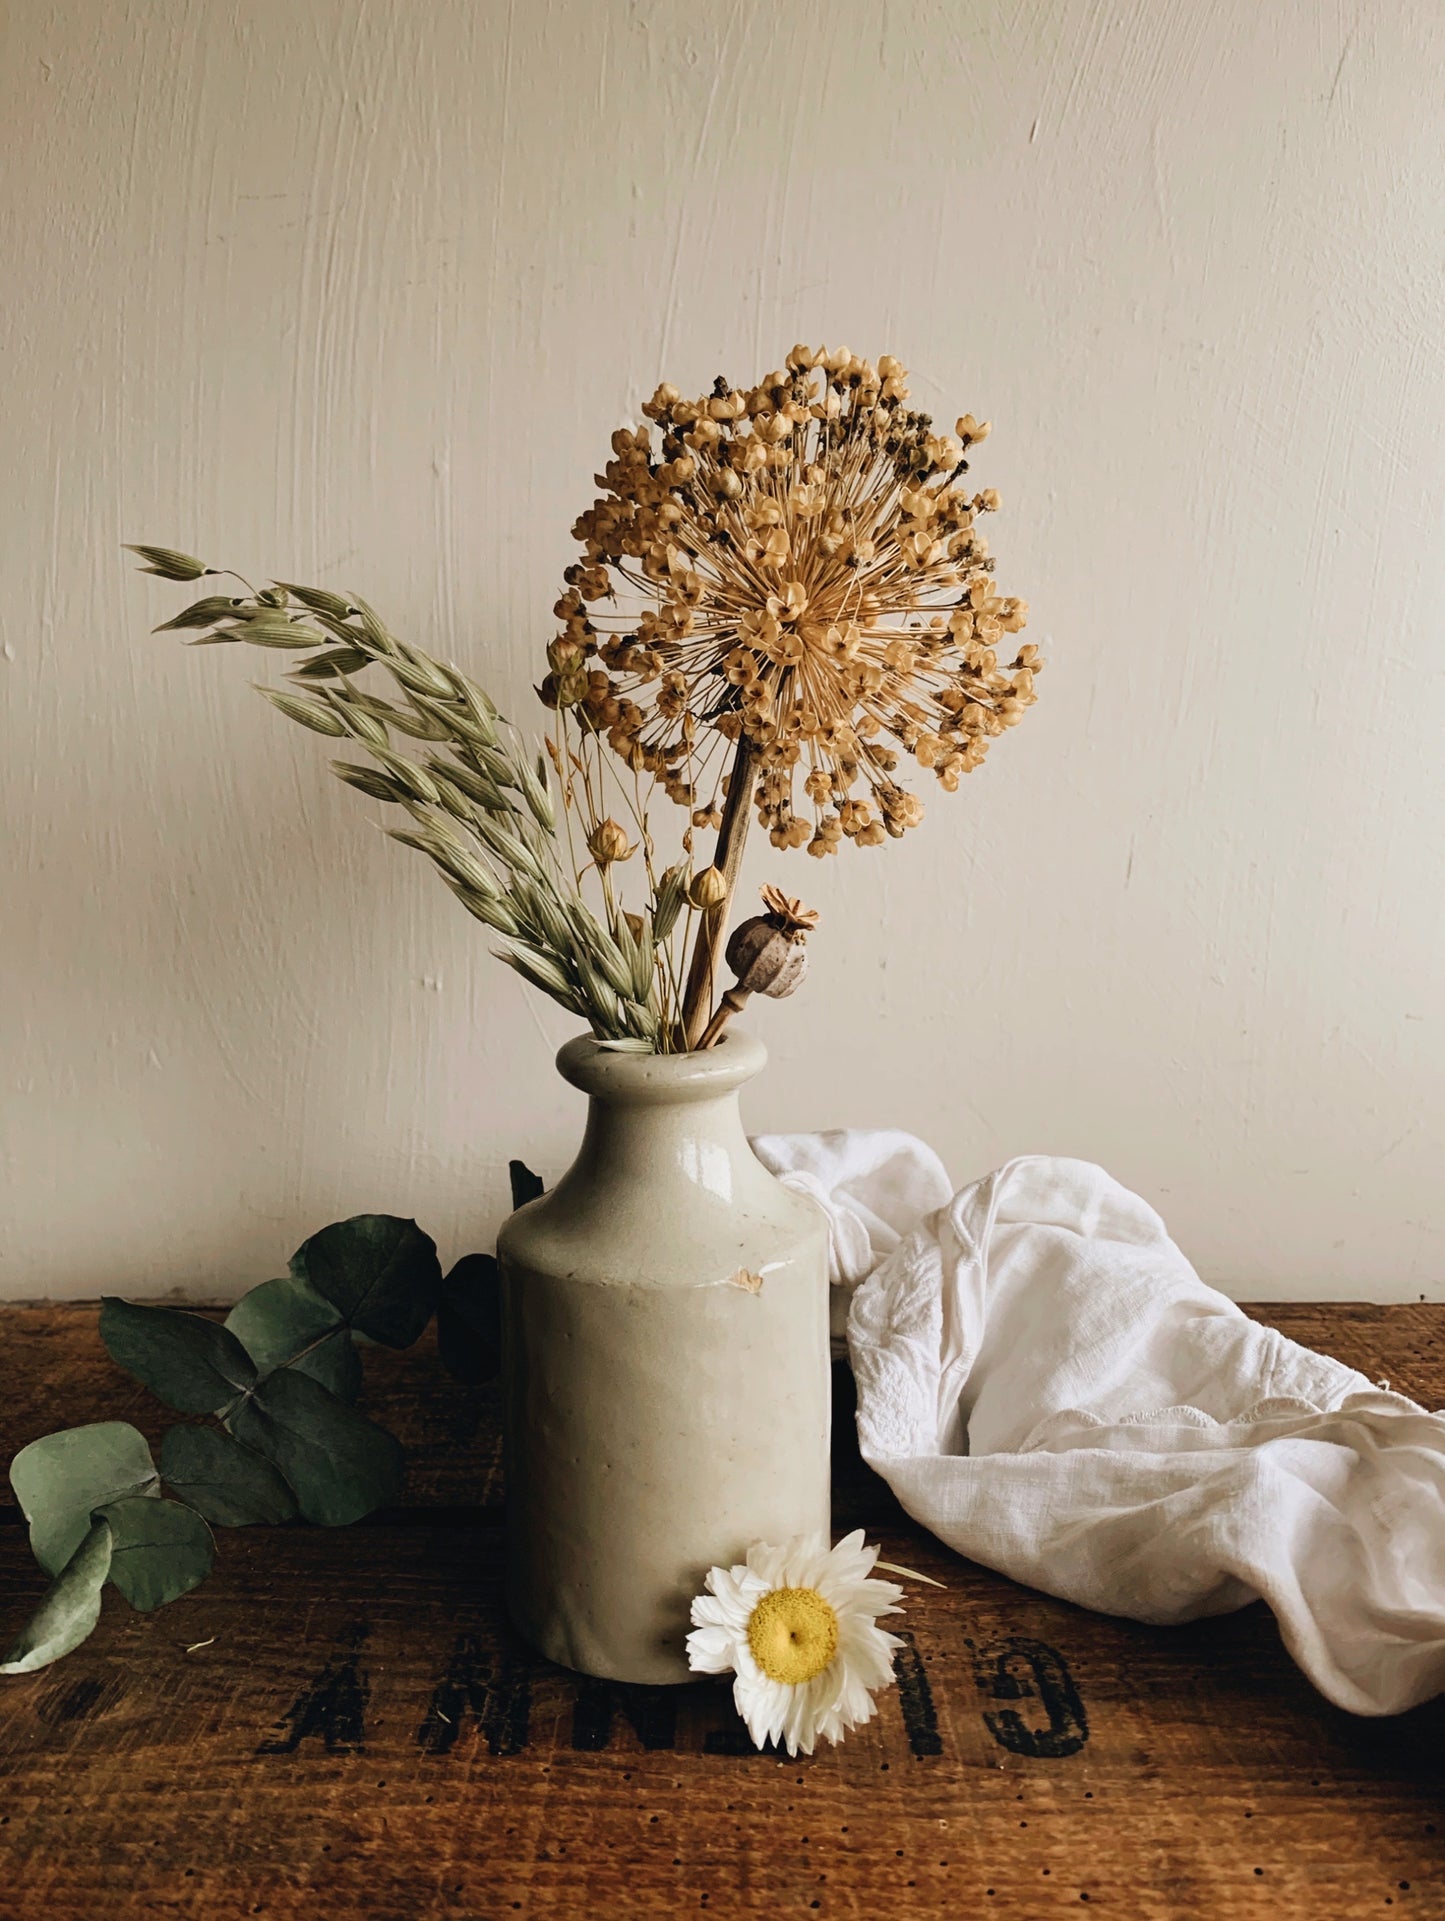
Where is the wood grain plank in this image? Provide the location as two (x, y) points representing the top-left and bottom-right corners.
(1, 1303), (1442, 1918)
(1, 1524), (1441, 1919)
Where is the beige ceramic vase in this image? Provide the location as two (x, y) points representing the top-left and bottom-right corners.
(497, 1029), (831, 1684)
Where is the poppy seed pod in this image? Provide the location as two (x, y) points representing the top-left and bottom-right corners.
(695, 884), (820, 1049)
(724, 917), (809, 1000)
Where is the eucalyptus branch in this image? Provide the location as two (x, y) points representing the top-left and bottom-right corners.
(3, 1191), (535, 1677)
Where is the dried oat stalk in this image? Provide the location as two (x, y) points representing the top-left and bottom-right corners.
(129, 550), (664, 1045)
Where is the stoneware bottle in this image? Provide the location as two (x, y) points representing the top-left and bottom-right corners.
(498, 1029), (831, 1684)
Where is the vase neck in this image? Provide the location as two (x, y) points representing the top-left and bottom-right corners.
(562, 1084), (762, 1208)
(548, 1031), (773, 1212)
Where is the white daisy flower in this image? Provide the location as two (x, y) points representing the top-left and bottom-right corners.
(686, 1530), (905, 1756)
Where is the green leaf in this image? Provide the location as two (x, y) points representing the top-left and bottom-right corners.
(100, 1299), (257, 1414)
(290, 1214), (440, 1348)
(160, 1425), (297, 1526)
(436, 1254), (501, 1385)
(509, 1160), (545, 1210)
(0, 1520), (114, 1675)
(96, 1496), (214, 1612)
(9, 1422), (158, 1576)
(230, 1369), (404, 1526)
(125, 543), (208, 581)
(224, 1275), (360, 1402)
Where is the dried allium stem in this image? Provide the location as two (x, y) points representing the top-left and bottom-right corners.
(679, 735), (755, 1050)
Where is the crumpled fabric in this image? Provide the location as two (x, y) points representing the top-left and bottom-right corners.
(750, 1133), (1445, 1716)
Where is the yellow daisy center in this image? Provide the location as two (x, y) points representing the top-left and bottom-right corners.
(746, 1586), (840, 1686)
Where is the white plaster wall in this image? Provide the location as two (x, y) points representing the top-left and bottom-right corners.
(3, 0), (1442, 1302)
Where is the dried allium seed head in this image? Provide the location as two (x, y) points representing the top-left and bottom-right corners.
(725, 917), (809, 999)
(551, 348), (1039, 856)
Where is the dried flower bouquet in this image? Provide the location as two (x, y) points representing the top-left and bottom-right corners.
(133, 346), (1039, 1052)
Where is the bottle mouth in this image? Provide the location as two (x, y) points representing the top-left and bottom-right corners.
(555, 1029), (767, 1104)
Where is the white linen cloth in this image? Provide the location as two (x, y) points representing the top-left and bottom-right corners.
(750, 1133), (1445, 1716)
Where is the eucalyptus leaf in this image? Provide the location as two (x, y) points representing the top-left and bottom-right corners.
(509, 1161), (545, 1210)
(96, 1495), (214, 1612)
(224, 1274), (360, 1401)
(100, 1299), (257, 1415)
(436, 1253), (501, 1385)
(230, 1368), (404, 1526)
(9, 1422), (158, 1576)
(290, 1214), (440, 1348)
(160, 1425), (297, 1526)
(0, 1520), (114, 1675)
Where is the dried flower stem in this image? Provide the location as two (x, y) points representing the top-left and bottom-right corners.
(698, 984), (750, 1051)
(678, 734), (756, 1049)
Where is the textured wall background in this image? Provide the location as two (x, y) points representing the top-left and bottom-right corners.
(3, 0), (1442, 1301)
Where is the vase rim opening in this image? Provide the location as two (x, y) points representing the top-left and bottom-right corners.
(555, 1029), (768, 1104)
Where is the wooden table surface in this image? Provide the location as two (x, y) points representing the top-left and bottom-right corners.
(1, 1302), (1442, 1920)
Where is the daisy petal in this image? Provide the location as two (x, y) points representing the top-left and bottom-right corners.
(685, 1624), (739, 1674)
